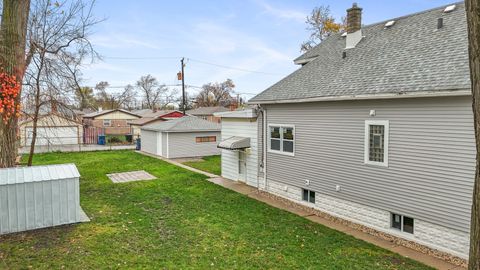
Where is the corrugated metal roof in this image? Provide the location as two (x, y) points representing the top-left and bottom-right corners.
(0, 164), (80, 185)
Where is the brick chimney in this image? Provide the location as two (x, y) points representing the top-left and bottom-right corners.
(345, 3), (363, 49)
(346, 3), (362, 33)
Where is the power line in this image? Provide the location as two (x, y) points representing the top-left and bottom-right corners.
(101, 55), (282, 76)
(187, 58), (282, 75)
(103, 56), (182, 60)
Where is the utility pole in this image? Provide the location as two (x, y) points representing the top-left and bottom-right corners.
(181, 58), (186, 115)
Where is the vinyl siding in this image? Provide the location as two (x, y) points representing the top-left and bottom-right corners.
(262, 96), (475, 232)
(221, 118), (258, 187)
(140, 130), (158, 155)
(167, 132), (221, 158)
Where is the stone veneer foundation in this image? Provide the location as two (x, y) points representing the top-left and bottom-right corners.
(265, 179), (470, 259)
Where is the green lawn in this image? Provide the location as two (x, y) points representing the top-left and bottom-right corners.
(0, 151), (431, 269)
(183, 155), (221, 175)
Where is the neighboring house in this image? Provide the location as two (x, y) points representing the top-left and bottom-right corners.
(19, 114), (83, 146)
(82, 109), (141, 135)
(72, 108), (95, 122)
(222, 3), (474, 259)
(187, 106), (229, 123)
(129, 110), (184, 137)
(140, 116), (221, 158)
(215, 109), (259, 187)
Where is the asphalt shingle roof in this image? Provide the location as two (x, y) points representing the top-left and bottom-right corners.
(141, 116), (221, 133)
(250, 2), (470, 103)
(83, 109), (140, 118)
(187, 106), (229, 115)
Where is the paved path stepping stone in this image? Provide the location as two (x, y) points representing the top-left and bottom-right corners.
(107, 170), (156, 183)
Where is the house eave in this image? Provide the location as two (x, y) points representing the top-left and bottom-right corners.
(248, 89), (471, 105)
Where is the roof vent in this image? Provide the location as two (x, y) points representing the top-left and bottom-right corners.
(437, 17), (444, 29)
(443, 4), (456, 13)
(384, 20), (395, 28)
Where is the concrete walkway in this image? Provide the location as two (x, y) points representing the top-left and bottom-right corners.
(137, 151), (465, 270)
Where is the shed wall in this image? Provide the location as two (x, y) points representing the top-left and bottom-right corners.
(0, 177), (80, 234)
(140, 130), (159, 155)
(167, 132), (221, 158)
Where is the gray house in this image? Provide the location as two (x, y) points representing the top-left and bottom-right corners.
(246, 2), (474, 259)
(140, 116), (221, 158)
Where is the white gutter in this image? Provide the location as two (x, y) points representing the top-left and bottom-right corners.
(248, 89), (471, 105)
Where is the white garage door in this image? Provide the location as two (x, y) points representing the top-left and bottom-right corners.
(25, 126), (79, 146)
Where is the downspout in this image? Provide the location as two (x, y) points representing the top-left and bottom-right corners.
(256, 105), (267, 191)
(263, 106), (267, 191)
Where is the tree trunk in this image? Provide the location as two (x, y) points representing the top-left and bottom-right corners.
(466, 0), (480, 269)
(0, 0), (30, 168)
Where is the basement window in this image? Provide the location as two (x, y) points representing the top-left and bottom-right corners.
(364, 120), (389, 167)
(391, 213), (414, 234)
(302, 189), (316, 204)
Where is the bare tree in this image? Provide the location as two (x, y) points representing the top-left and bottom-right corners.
(301, 5), (344, 52)
(74, 86), (95, 110)
(194, 79), (235, 107)
(466, 0), (480, 268)
(0, 0), (30, 167)
(22, 0), (100, 166)
(95, 82), (136, 110)
(136, 74), (176, 110)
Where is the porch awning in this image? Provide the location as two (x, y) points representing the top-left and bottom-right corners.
(218, 136), (250, 150)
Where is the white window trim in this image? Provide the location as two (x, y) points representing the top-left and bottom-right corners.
(267, 123), (295, 156)
(364, 120), (389, 167)
(391, 213), (414, 234)
(103, 119), (111, 127)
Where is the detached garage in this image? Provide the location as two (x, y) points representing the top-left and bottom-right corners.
(19, 114), (83, 146)
(140, 116), (221, 158)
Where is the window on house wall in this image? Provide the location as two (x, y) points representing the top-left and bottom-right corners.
(365, 120), (389, 166)
(302, 189), (315, 203)
(103, 119), (111, 127)
(391, 213), (414, 234)
(196, 136), (216, 143)
(269, 125), (295, 155)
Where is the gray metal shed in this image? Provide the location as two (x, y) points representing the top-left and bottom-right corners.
(0, 164), (84, 234)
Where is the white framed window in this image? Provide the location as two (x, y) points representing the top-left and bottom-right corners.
(302, 189), (315, 203)
(391, 213), (414, 234)
(268, 124), (295, 156)
(103, 119), (112, 127)
(364, 120), (389, 167)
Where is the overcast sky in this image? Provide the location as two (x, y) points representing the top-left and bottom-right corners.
(83, 0), (457, 100)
